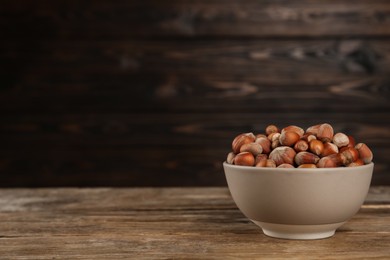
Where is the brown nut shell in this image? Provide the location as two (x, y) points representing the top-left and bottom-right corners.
(338, 147), (359, 165)
(317, 154), (342, 168)
(346, 135), (356, 148)
(234, 152), (255, 166)
(269, 146), (296, 166)
(347, 159), (364, 167)
(255, 154), (268, 165)
(317, 123), (334, 142)
(281, 125), (304, 137)
(240, 142), (263, 156)
(294, 140), (309, 152)
(309, 139), (324, 156)
(255, 137), (271, 154)
(321, 142), (339, 157)
(255, 160), (267, 167)
(268, 132), (280, 142)
(279, 131), (300, 147)
(355, 143), (373, 164)
(301, 133), (317, 142)
(255, 154), (268, 167)
(265, 125), (279, 135)
(294, 151), (320, 165)
(265, 159), (277, 168)
(256, 134), (267, 139)
(306, 124), (321, 135)
(226, 152), (236, 164)
(232, 133), (255, 153)
(271, 139), (280, 149)
(333, 132), (349, 148)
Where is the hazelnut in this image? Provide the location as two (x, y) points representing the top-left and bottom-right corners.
(255, 161), (266, 167)
(347, 159), (364, 167)
(338, 147), (359, 165)
(317, 123), (334, 142)
(317, 154), (342, 168)
(265, 159), (277, 168)
(256, 133), (267, 139)
(269, 146), (296, 166)
(346, 135), (356, 148)
(267, 132), (280, 141)
(265, 125), (280, 135)
(270, 133), (281, 149)
(232, 133), (255, 153)
(294, 140), (309, 152)
(309, 139), (324, 156)
(281, 125), (304, 137)
(234, 152), (255, 166)
(255, 137), (271, 154)
(246, 132), (256, 140)
(271, 139), (280, 149)
(255, 160), (267, 167)
(321, 142), (339, 157)
(301, 133), (317, 142)
(279, 131), (300, 147)
(294, 151), (320, 165)
(240, 142), (263, 156)
(333, 133), (349, 148)
(306, 124), (321, 135)
(255, 154), (268, 167)
(355, 143), (373, 164)
(226, 152), (236, 164)
(255, 154), (268, 165)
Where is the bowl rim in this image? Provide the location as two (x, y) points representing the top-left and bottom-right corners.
(223, 161), (374, 172)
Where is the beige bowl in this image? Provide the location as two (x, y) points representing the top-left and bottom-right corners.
(223, 162), (374, 240)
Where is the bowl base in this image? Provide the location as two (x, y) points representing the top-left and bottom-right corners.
(252, 220), (346, 240)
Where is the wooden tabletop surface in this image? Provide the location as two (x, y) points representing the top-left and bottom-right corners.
(0, 187), (389, 259)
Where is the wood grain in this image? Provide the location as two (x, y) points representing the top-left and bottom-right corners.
(2, 0), (390, 39)
(1, 40), (389, 114)
(0, 187), (389, 259)
(0, 111), (388, 186)
(2, 40), (390, 84)
(1, 1), (389, 187)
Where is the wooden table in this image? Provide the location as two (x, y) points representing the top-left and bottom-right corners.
(0, 187), (389, 259)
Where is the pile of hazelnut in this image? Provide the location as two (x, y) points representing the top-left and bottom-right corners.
(226, 123), (373, 168)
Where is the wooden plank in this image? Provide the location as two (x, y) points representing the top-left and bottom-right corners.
(2, 40), (390, 83)
(1, 40), (389, 113)
(0, 113), (388, 186)
(1, 2), (390, 189)
(0, 188), (236, 211)
(0, 188), (388, 259)
(1, 83), (389, 113)
(0, 187), (386, 211)
(2, 0), (390, 38)
(1, 114), (389, 146)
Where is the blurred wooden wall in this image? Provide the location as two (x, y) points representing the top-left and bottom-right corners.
(1, 0), (389, 186)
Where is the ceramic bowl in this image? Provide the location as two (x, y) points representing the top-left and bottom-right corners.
(223, 162), (374, 240)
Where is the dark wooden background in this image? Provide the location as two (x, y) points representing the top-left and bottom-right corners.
(1, 0), (389, 187)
